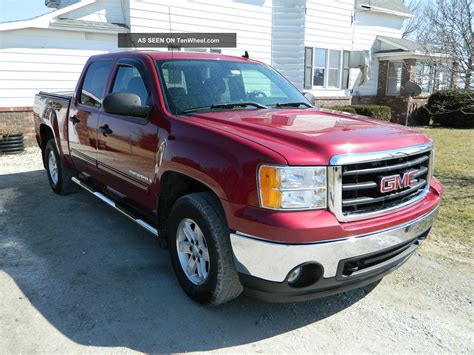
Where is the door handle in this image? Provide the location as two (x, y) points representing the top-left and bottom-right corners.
(99, 124), (113, 136)
(69, 115), (80, 125)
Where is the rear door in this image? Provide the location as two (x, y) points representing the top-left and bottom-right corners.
(96, 57), (158, 209)
(68, 59), (113, 174)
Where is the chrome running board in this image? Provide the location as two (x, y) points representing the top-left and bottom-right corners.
(71, 177), (158, 237)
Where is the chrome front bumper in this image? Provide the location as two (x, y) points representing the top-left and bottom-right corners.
(230, 207), (438, 283)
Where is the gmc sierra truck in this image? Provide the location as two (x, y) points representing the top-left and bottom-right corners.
(34, 51), (442, 305)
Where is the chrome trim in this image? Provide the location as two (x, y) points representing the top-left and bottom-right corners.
(342, 154), (429, 176)
(329, 142), (433, 165)
(328, 143), (433, 222)
(342, 180), (426, 206)
(230, 207), (438, 282)
(72, 177), (158, 236)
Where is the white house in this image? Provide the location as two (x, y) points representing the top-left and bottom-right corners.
(0, 0), (455, 143)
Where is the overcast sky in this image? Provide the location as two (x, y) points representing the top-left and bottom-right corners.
(0, 0), (54, 23)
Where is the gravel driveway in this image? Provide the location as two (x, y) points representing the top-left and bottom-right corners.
(1, 148), (473, 353)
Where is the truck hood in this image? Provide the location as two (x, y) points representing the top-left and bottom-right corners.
(188, 108), (431, 165)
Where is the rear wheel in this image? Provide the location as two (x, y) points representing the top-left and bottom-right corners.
(167, 192), (243, 306)
(44, 139), (78, 195)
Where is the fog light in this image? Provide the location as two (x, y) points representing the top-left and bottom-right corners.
(287, 267), (302, 284)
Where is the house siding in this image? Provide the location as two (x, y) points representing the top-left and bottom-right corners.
(0, 29), (118, 107)
(271, 0), (305, 89)
(0, 0), (412, 108)
(352, 11), (404, 96)
(129, 0), (273, 63)
(304, 0), (353, 98)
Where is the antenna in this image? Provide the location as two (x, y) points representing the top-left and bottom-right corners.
(168, 5), (178, 116)
(242, 51), (249, 59)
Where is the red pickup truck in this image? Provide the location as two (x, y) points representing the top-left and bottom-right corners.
(33, 51), (442, 305)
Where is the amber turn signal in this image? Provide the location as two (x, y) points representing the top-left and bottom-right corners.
(258, 165), (281, 209)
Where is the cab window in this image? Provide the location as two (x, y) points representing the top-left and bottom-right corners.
(111, 66), (150, 106)
(80, 60), (113, 108)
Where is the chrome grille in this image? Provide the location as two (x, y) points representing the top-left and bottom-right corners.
(329, 143), (433, 222)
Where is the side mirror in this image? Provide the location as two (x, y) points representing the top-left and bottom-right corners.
(301, 91), (315, 105)
(103, 92), (151, 119)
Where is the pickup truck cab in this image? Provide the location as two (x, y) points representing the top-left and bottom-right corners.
(34, 51), (442, 305)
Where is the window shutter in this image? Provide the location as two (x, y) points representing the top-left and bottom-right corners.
(304, 47), (313, 89)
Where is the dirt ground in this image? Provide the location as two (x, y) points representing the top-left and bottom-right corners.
(0, 148), (473, 353)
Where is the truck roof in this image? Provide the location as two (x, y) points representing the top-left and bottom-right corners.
(90, 50), (262, 64)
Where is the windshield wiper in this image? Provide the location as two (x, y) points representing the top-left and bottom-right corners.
(212, 102), (268, 109)
(181, 102), (268, 114)
(275, 102), (312, 108)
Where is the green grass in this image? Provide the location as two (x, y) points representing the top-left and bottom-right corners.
(418, 128), (474, 247)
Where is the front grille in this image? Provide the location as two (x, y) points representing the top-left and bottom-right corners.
(341, 150), (431, 216)
(329, 144), (433, 221)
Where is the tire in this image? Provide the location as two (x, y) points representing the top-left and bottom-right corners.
(0, 138), (24, 144)
(0, 143), (24, 149)
(0, 133), (23, 140)
(0, 145), (24, 153)
(44, 139), (78, 195)
(167, 192), (243, 306)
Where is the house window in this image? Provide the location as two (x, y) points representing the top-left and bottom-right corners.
(304, 47), (313, 89)
(386, 62), (402, 95)
(342, 51), (350, 89)
(313, 48), (327, 86)
(416, 61), (451, 94)
(328, 50), (341, 87)
(305, 47), (349, 89)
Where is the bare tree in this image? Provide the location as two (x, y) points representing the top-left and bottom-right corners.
(402, 0), (425, 39)
(418, 0), (473, 90)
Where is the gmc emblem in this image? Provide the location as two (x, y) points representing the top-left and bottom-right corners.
(380, 171), (417, 193)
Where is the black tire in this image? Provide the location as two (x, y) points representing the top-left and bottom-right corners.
(0, 133), (23, 140)
(0, 143), (25, 149)
(167, 192), (243, 306)
(0, 137), (24, 144)
(0, 145), (24, 152)
(44, 139), (78, 195)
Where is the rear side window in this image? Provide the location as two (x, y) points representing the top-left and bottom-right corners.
(111, 66), (150, 106)
(80, 60), (113, 108)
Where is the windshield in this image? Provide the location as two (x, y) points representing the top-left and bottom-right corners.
(155, 59), (310, 114)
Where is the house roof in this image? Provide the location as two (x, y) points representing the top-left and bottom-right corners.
(51, 18), (128, 33)
(356, 0), (412, 18)
(378, 36), (424, 52)
(0, 0), (97, 31)
(0, 0), (127, 34)
(376, 36), (449, 59)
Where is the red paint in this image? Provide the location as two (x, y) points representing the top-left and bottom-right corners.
(33, 51), (442, 244)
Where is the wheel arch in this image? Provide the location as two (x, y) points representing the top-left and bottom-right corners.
(157, 169), (227, 237)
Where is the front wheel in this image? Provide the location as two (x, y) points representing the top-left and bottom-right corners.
(167, 192), (243, 306)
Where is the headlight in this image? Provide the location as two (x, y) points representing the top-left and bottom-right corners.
(258, 165), (327, 210)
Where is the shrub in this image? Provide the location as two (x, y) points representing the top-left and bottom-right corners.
(328, 105), (392, 121)
(426, 90), (474, 128)
(330, 105), (357, 114)
(408, 106), (431, 126)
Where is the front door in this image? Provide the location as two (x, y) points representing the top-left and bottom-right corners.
(69, 59), (113, 174)
(96, 58), (158, 211)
